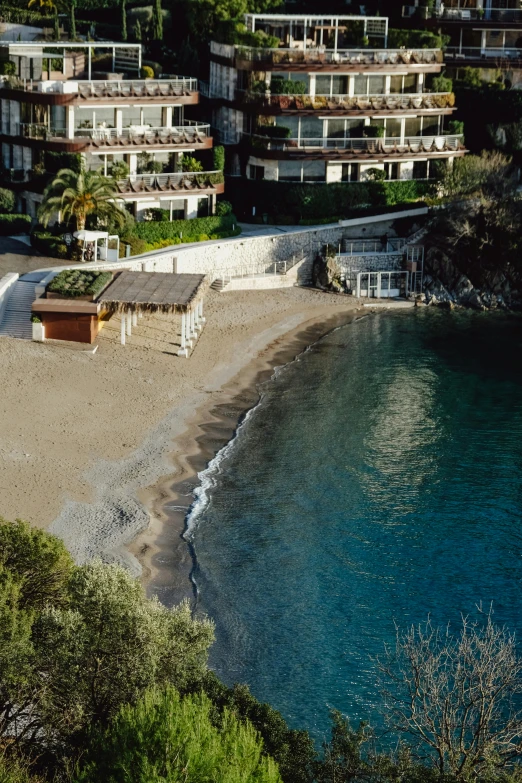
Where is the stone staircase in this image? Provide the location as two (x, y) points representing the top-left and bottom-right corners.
(0, 278), (38, 339)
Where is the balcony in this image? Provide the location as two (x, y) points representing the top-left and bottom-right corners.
(0, 77), (199, 105)
(445, 46), (522, 62)
(211, 41), (443, 68)
(17, 122), (212, 150)
(241, 91), (456, 112)
(250, 133), (465, 157)
(114, 170), (225, 197)
(438, 8), (522, 22)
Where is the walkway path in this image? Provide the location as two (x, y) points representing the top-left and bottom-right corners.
(0, 272), (47, 339)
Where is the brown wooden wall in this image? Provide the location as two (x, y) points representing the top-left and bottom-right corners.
(42, 313), (99, 344)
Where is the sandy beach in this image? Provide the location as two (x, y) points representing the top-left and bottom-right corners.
(0, 285), (361, 583)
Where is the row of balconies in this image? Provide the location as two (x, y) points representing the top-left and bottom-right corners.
(210, 41), (443, 67)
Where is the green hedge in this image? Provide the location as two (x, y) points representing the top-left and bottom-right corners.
(133, 214), (238, 244)
(31, 230), (68, 258)
(48, 269), (112, 298)
(226, 179), (433, 222)
(0, 214), (31, 235)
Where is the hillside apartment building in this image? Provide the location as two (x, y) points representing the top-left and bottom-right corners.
(203, 13), (466, 188)
(0, 38), (223, 221)
(404, 0), (522, 84)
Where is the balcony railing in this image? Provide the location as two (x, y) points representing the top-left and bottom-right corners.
(211, 42), (443, 66)
(76, 78), (198, 99)
(445, 46), (522, 61)
(438, 8), (522, 22)
(0, 77), (198, 96)
(16, 122), (210, 145)
(115, 170), (224, 194)
(251, 133), (465, 153)
(242, 91), (455, 110)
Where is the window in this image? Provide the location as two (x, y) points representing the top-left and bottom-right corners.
(353, 74), (367, 95)
(326, 119), (346, 147)
(368, 75), (385, 94)
(276, 116), (299, 138)
(197, 198), (210, 217)
(302, 160), (325, 182)
(403, 74), (417, 93)
(413, 160), (428, 179)
(384, 162), (399, 180)
(315, 75), (331, 95)
(385, 119), (402, 138)
(422, 118), (440, 136)
(331, 75), (349, 95)
(389, 75), (403, 94)
(278, 161), (302, 181)
(404, 117), (422, 137)
(142, 107), (163, 127)
(249, 164), (265, 180)
(300, 117), (323, 146)
(341, 163), (358, 182)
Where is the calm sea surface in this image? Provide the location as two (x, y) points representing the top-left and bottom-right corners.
(188, 308), (522, 739)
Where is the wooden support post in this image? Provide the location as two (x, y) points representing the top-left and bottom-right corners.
(126, 309), (132, 336)
(132, 312), (138, 327)
(120, 314), (126, 345)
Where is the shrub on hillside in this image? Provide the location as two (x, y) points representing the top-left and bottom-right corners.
(0, 188), (16, 214)
(133, 214), (238, 243)
(0, 214), (31, 235)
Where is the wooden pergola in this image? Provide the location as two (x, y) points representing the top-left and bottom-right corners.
(99, 271), (208, 357)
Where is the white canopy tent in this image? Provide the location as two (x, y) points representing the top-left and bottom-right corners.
(73, 230), (120, 263)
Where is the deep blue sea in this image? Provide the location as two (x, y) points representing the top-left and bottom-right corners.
(187, 308), (522, 740)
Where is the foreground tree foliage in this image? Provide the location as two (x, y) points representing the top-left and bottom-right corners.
(74, 686), (282, 783)
(2, 518), (522, 782)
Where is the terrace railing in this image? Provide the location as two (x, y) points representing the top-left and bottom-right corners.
(76, 124), (210, 143)
(251, 134), (465, 153)
(241, 91), (455, 110)
(16, 122), (210, 144)
(0, 77), (198, 96)
(231, 46), (443, 66)
(438, 7), (522, 22)
(76, 78), (198, 98)
(115, 170), (223, 193)
(445, 46), (522, 61)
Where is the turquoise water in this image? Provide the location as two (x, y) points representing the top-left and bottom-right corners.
(189, 309), (522, 739)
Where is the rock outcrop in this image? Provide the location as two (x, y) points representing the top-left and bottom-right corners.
(422, 251), (522, 310)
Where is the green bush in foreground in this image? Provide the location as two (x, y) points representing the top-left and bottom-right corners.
(75, 686), (282, 783)
(0, 214), (32, 235)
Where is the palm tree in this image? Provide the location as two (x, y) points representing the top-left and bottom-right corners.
(39, 168), (126, 231)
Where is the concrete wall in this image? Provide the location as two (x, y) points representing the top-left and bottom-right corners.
(0, 272), (18, 323)
(168, 209), (427, 279)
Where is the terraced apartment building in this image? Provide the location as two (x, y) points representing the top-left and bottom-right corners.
(204, 13), (466, 189)
(0, 40), (223, 220)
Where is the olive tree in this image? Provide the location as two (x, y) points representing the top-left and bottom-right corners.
(378, 612), (522, 781)
(35, 561), (214, 742)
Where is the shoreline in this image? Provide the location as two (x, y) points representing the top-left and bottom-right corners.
(131, 306), (366, 606)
